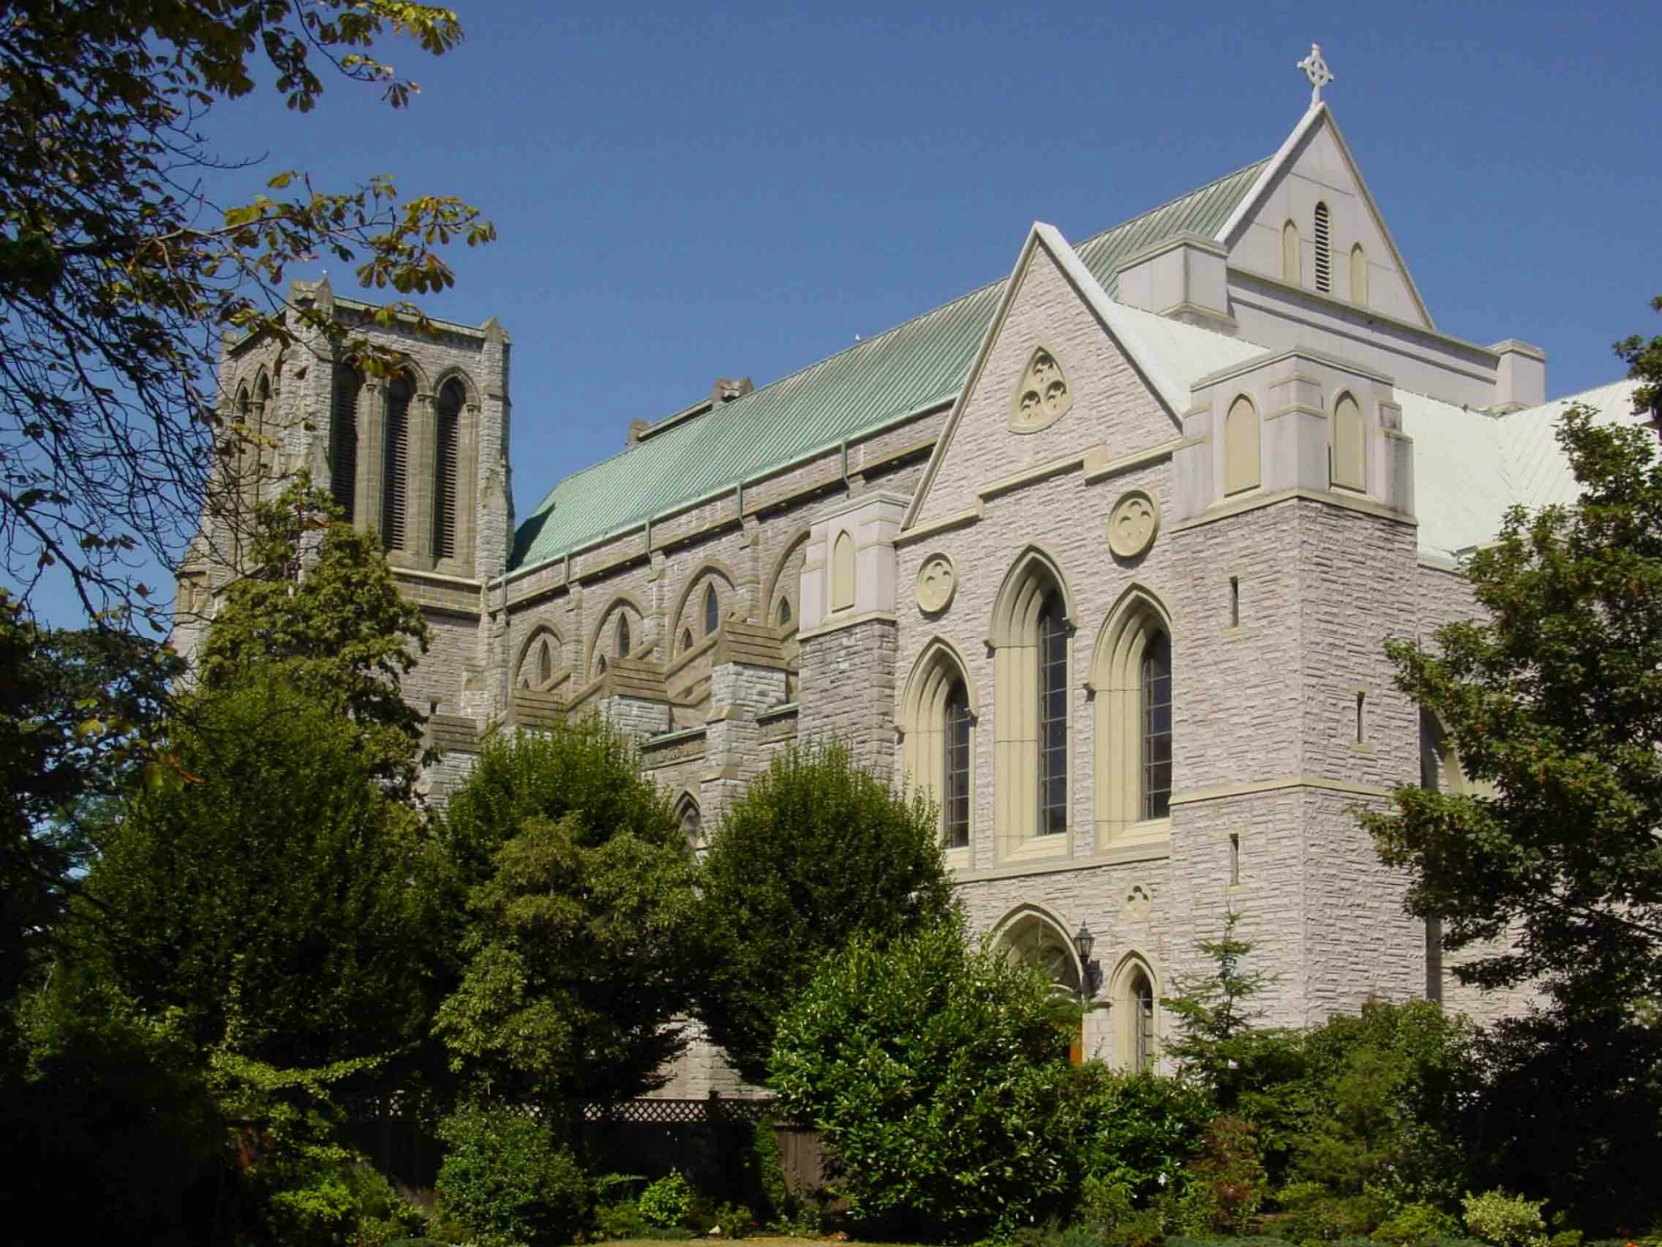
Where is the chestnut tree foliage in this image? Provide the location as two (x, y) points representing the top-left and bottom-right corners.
(1363, 301), (1662, 1011)
(0, 0), (493, 620)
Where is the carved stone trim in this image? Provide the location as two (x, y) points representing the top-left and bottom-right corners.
(1010, 346), (1072, 432)
(915, 552), (957, 614)
(1107, 490), (1160, 560)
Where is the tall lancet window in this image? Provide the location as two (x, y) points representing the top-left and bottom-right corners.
(616, 613), (631, 659)
(1140, 630), (1173, 820)
(703, 583), (719, 636)
(1037, 591), (1069, 836)
(382, 373), (413, 551)
(943, 681), (972, 850)
(331, 364), (361, 522)
(434, 378), (464, 560)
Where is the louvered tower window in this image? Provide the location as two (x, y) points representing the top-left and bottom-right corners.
(434, 378), (464, 560)
(382, 373), (412, 550)
(1037, 591), (1068, 836)
(1313, 202), (1332, 293)
(330, 365), (361, 522)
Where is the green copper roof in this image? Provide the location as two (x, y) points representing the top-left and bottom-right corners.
(508, 157), (1270, 573)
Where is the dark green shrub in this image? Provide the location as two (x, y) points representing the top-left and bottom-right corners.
(638, 1171), (695, 1229)
(772, 915), (1083, 1241)
(436, 1106), (591, 1247)
(1374, 1203), (1463, 1243)
(694, 742), (954, 1083)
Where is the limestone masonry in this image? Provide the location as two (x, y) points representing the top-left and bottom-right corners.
(179, 79), (1648, 1093)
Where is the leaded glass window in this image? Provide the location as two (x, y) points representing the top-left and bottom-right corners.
(944, 681), (971, 849)
(1038, 593), (1068, 836)
(1140, 630), (1172, 820)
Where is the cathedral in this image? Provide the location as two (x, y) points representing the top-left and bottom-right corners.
(179, 54), (1643, 1083)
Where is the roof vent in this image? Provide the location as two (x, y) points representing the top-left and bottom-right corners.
(713, 377), (754, 403)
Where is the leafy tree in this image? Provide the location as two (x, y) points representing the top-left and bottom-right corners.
(1363, 305), (1662, 1013)
(198, 475), (430, 791)
(433, 722), (700, 1106)
(1274, 1000), (1477, 1236)
(771, 916), (1086, 1242)
(693, 743), (954, 1083)
(436, 1105), (592, 1247)
(0, 0), (494, 620)
(69, 671), (445, 1068)
(0, 592), (177, 1025)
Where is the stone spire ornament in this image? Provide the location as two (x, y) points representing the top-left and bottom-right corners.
(1297, 43), (1334, 106)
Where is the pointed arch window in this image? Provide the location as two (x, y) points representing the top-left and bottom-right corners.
(901, 643), (976, 856)
(1125, 966), (1156, 1072)
(434, 378), (464, 560)
(1331, 392), (1366, 491)
(1224, 395), (1260, 495)
(615, 613), (631, 658)
(991, 553), (1072, 859)
(677, 794), (705, 857)
(1350, 243), (1368, 307)
(330, 364), (361, 521)
(1094, 592), (1175, 846)
(775, 597), (792, 627)
(679, 628), (693, 655)
(382, 373), (413, 551)
(703, 583), (719, 636)
(1282, 220), (1301, 285)
(518, 628), (564, 693)
(830, 530), (855, 612)
(1313, 202), (1332, 293)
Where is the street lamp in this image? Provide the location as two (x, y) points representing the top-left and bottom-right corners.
(1073, 921), (1101, 997)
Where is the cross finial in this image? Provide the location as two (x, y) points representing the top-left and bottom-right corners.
(1297, 43), (1333, 106)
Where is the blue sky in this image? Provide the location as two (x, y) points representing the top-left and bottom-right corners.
(33, 1), (1662, 624)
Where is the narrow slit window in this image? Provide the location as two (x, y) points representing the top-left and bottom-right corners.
(703, 583), (719, 636)
(776, 597), (792, 626)
(1229, 832), (1240, 886)
(943, 682), (971, 850)
(1131, 970), (1155, 1073)
(1355, 692), (1366, 743)
(1140, 630), (1173, 820)
(1229, 576), (1240, 628)
(1037, 592), (1068, 836)
(616, 614), (630, 658)
(1314, 202), (1332, 293)
(679, 628), (693, 654)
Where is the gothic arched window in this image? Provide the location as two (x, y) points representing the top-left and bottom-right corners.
(703, 582), (719, 636)
(1331, 391), (1366, 491)
(901, 641), (976, 855)
(1093, 590), (1175, 846)
(990, 551), (1072, 859)
(615, 613), (630, 658)
(1224, 394), (1260, 495)
(831, 530), (855, 611)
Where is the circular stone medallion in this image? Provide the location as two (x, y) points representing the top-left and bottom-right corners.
(1107, 490), (1160, 560)
(916, 553), (957, 613)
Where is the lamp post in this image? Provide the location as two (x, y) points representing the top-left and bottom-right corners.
(1073, 921), (1101, 998)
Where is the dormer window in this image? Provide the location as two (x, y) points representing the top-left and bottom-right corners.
(1314, 202), (1332, 293)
